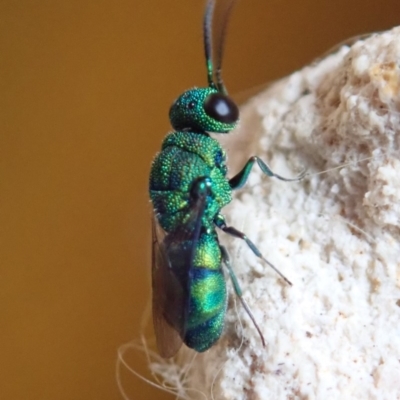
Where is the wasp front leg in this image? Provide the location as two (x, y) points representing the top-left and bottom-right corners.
(228, 156), (305, 190)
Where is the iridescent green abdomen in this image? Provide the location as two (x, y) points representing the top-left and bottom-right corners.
(186, 232), (226, 350)
(164, 231), (227, 352)
(150, 131), (232, 232)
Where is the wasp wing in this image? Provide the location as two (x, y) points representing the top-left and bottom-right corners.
(151, 189), (208, 358)
(151, 217), (184, 358)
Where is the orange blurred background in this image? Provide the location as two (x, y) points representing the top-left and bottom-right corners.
(2, 0), (400, 399)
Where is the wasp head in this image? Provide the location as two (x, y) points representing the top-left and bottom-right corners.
(169, 87), (238, 133)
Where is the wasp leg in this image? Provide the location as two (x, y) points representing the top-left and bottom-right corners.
(220, 245), (266, 347)
(229, 156), (306, 190)
(215, 214), (292, 286)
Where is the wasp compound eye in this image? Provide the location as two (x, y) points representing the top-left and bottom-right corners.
(204, 93), (239, 124)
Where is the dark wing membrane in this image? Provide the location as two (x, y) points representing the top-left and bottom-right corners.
(151, 218), (184, 358)
(165, 190), (208, 334)
(151, 188), (209, 358)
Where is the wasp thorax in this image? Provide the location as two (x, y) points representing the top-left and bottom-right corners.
(169, 87), (238, 133)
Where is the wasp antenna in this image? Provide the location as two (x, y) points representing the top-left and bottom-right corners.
(215, 0), (238, 94)
(204, 0), (216, 88)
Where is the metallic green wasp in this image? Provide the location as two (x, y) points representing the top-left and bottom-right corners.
(149, 0), (304, 358)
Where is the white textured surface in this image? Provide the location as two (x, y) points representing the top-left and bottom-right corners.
(157, 28), (400, 400)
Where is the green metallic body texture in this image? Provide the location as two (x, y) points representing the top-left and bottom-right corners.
(169, 87), (237, 133)
(150, 131), (231, 352)
(150, 0), (293, 357)
(149, 0), (243, 355)
(150, 131), (231, 233)
(167, 231), (226, 351)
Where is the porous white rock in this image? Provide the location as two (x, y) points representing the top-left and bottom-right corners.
(156, 28), (400, 400)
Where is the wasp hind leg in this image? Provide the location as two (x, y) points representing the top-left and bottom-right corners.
(220, 245), (265, 347)
(215, 214), (292, 286)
